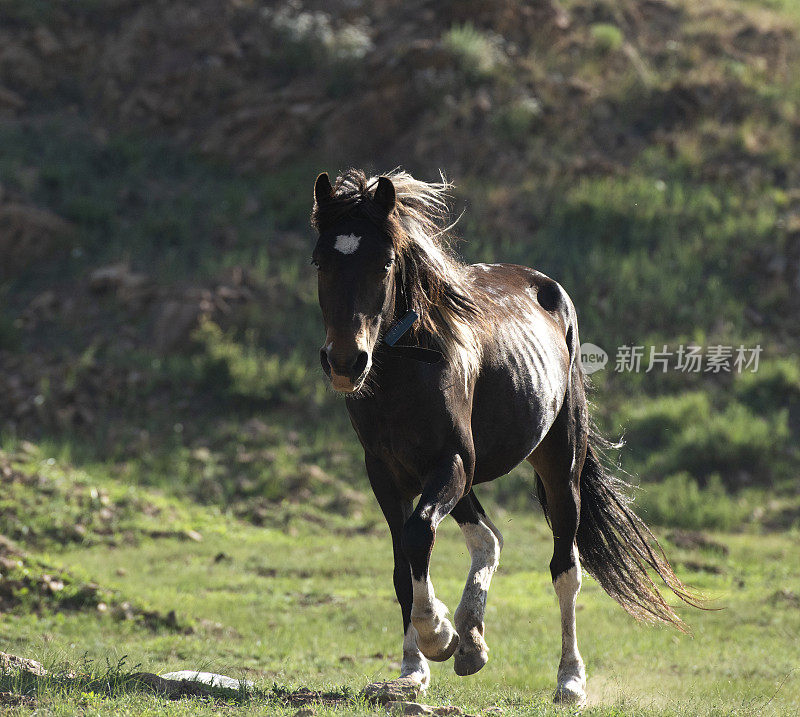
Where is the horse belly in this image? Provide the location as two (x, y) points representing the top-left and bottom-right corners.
(471, 313), (570, 483)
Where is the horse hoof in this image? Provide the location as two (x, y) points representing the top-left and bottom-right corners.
(453, 646), (488, 676)
(553, 682), (587, 707)
(418, 629), (459, 662)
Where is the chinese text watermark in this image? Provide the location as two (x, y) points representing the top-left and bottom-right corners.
(580, 344), (762, 375)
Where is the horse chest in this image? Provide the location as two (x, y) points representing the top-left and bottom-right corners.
(347, 393), (465, 481)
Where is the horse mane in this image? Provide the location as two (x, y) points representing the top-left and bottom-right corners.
(312, 168), (487, 384)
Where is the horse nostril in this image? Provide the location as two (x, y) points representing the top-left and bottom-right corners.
(353, 351), (369, 378)
(320, 349), (332, 377)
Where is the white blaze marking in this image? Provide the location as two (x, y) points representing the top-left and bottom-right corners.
(334, 233), (361, 254)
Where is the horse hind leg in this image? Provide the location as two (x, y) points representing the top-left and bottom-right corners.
(527, 378), (588, 706)
(450, 491), (503, 676)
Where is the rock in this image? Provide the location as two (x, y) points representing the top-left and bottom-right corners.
(435, 707), (464, 716)
(0, 86), (26, 110)
(292, 709), (316, 717)
(133, 670), (252, 699)
(0, 202), (73, 278)
(88, 263), (149, 294)
(159, 671), (253, 691)
(0, 652), (47, 677)
(152, 298), (203, 352)
(362, 678), (422, 705)
(386, 702), (434, 716)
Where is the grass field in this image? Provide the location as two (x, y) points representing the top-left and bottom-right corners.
(1, 454), (798, 715)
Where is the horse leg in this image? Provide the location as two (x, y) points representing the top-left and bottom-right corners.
(402, 453), (466, 662)
(366, 454), (430, 688)
(528, 382), (589, 706)
(450, 490), (503, 676)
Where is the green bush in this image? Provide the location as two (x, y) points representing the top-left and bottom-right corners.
(634, 472), (752, 530)
(193, 319), (320, 405)
(618, 392), (791, 488)
(492, 97), (543, 144)
(442, 23), (505, 83)
(590, 23), (624, 53)
(734, 356), (800, 414)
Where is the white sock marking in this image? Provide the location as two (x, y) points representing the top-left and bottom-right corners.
(411, 576), (447, 623)
(553, 545), (586, 696)
(334, 233), (361, 254)
(401, 625), (430, 688)
(410, 575), (455, 656)
(455, 519), (501, 636)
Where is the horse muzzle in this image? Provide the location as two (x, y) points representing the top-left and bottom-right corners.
(320, 345), (371, 393)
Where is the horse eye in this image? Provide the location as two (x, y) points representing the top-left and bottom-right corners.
(384, 260), (394, 272)
(310, 258), (320, 269)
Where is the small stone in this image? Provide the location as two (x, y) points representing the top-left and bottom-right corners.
(0, 652), (47, 677)
(387, 702), (434, 716)
(292, 709), (315, 717)
(362, 678), (422, 705)
(434, 707), (464, 716)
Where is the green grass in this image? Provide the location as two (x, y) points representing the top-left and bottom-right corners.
(2, 506), (798, 715)
(1, 451), (799, 716)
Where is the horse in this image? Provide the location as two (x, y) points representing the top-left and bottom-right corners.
(310, 169), (698, 705)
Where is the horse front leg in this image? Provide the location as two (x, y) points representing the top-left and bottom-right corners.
(366, 454), (430, 689)
(450, 491), (503, 676)
(401, 453), (467, 663)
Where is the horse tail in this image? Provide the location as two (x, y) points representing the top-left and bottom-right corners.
(567, 433), (704, 630)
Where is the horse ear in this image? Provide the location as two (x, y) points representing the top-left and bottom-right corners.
(373, 176), (396, 214)
(314, 172), (333, 205)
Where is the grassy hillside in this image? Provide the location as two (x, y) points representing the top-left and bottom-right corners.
(1, 0), (798, 514)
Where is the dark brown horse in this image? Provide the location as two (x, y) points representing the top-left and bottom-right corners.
(310, 169), (698, 705)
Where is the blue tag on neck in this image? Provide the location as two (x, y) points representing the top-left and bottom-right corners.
(384, 310), (419, 346)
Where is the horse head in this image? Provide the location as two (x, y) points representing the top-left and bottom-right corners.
(311, 172), (398, 394)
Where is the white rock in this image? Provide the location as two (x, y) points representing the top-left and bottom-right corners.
(159, 671), (253, 691)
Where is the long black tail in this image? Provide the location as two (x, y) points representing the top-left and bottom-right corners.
(537, 431), (704, 631)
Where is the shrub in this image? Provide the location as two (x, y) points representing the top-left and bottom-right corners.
(734, 356), (800, 414)
(590, 23), (624, 53)
(492, 96), (543, 144)
(619, 392), (792, 488)
(634, 472), (751, 530)
(442, 23), (505, 83)
(265, 7), (372, 74)
(192, 319), (320, 405)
